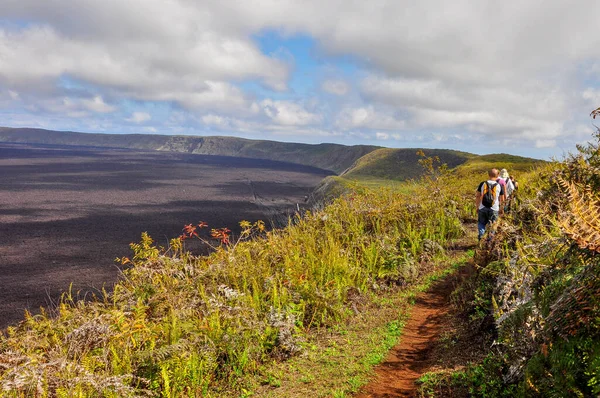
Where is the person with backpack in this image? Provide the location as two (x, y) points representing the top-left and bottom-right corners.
(476, 168), (506, 241)
(499, 168), (514, 212)
(510, 175), (519, 191)
(509, 175), (519, 207)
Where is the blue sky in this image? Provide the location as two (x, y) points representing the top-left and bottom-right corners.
(2, 1), (600, 159)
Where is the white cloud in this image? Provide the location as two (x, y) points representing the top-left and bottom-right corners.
(0, 6), (289, 106)
(202, 114), (230, 128)
(361, 76), (466, 111)
(260, 99), (322, 126)
(359, 73), (573, 148)
(2, 0), (600, 156)
(81, 96), (115, 113)
(412, 108), (564, 143)
(18, 95), (115, 118)
(215, 1), (600, 83)
(582, 88), (600, 106)
(322, 79), (349, 96)
(336, 106), (406, 131)
(534, 139), (556, 148)
(126, 112), (151, 123)
(175, 82), (250, 113)
(229, 0), (600, 150)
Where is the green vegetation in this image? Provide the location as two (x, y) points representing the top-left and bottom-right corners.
(416, 132), (600, 397)
(341, 147), (474, 182)
(254, 254), (471, 397)
(452, 153), (544, 178)
(0, 130), (570, 397)
(311, 147), (542, 202)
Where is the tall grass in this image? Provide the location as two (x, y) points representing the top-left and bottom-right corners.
(416, 134), (600, 397)
(1, 170), (469, 396)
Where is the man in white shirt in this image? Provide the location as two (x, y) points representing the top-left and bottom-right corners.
(475, 168), (506, 241)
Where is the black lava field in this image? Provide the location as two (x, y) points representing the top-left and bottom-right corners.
(0, 143), (331, 328)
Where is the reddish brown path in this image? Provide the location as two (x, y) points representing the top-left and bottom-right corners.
(357, 270), (463, 398)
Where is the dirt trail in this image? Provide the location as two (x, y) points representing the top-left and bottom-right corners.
(357, 265), (470, 398)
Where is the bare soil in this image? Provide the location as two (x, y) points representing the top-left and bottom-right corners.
(356, 263), (474, 398)
(0, 143), (331, 329)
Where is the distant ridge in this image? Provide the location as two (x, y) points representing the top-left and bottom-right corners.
(0, 127), (380, 174)
(339, 147), (543, 183)
(0, 127), (544, 179)
(341, 147), (476, 181)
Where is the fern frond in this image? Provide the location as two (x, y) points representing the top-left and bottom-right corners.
(556, 176), (600, 253)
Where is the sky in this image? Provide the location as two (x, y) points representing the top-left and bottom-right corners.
(2, 1), (600, 159)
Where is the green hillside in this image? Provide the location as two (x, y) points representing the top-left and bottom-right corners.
(453, 152), (545, 177)
(0, 127), (378, 174)
(341, 148), (476, 182)
(304, 147), (544, 206)
(334, 147), (543, 192)
(415, 136), (599, 397)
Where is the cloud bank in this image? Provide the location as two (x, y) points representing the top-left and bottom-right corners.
(1, 0), (600, 157)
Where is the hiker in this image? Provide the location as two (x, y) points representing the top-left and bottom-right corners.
(496, 171), (507, 197)
(475, 168), (506, 241)
(510, 175), (519, 191)
(499, 168), (514, 212)
(509, 175), (519, 207)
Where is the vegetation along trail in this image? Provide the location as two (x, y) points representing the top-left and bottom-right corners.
(8, 133), (592, 397)
(357, 246), (475, 398)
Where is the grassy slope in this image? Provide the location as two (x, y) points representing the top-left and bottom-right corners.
(452, 153), (545, 177)
(255, 152), (548, 397)
(254, 254), (472, 398)
(341, 148), (543, 187)
(311, 149), (544, 203)
(0, 127), (378, 174)
(341, 148), (475, 182)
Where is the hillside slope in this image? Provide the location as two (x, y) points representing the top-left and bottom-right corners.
(0, 127), (544, 188)
(452, 153), (545, 177)
(341, 148), (476, 181)
(0, 127), (378, 174)
(309, 149), (543, 206)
